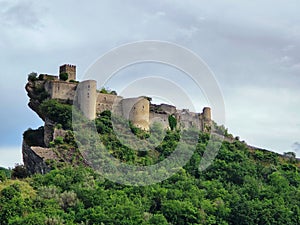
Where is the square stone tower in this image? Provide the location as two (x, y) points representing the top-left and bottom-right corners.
(59, 64), (76, 81)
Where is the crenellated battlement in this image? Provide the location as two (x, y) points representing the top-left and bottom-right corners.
(59, 64), (76, 81)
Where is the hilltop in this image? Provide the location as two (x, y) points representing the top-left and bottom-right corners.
(22, 64), (299, 175)
(23, 64), (216, 174)
(1, 64), (297, 224)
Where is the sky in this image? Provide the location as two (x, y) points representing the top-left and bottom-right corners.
(0, 0), (300, 168)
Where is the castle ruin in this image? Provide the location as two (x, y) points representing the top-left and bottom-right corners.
(23, 64), (213, 174)
(41, 64), (212, 132)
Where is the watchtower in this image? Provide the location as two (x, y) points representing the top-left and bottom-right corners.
(59, 64), (76, 81)
(203, 107), (211, 121)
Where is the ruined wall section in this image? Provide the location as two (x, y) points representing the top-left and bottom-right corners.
(44, 81), (77, 102)
(96, 93), (122, 114)
(177, 109), (202, 130)
(149, 112), (169, 129)
(39, 74), (59, 80)
(149, 104), (212, 131)
(149, 104), (172, 129)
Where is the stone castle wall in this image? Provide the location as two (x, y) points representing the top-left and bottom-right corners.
(149, 112), (169, 129)
(44, 80), (77, 101)
(42, 64), (211, 131)
(177, 109), (202, 130)
(96, 93), (120, 113)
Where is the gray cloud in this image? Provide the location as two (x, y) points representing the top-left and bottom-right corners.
(293, 142), (300, 153)
(0, 0), (43, 29)
(0, 0), (299, 162)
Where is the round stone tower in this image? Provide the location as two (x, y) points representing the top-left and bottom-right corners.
(130, 97), (150, 131)
(203, 107), (212, 121)
(76, 80), (97, 120)
(121, 97), (150, 131)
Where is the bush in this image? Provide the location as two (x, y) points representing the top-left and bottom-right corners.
(0, 170), (6, 182)
(40, 99), (72, 130)
(28, 72), (38, 81)
(54, 136), (64, 145)
(23, 126), (44, 146)
(168, 115), (177, 130)
(59, 72), (68, 81)
(0, 167), (11, 180)
(129, 121), (150, 139)
(98, 87), (117, 95)
(11, 164), (29, 179)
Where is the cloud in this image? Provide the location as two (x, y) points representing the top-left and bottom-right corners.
(292, 142), (300, 152)
(0, 0), (43, 29)
(0, 0), (299, 163)
(0, 147), (22, 169)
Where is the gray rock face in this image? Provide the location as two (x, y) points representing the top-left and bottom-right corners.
(22, 140), (57, 175)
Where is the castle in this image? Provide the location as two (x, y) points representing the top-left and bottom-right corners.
(23, 64), (214, 174)
(41, 64), (212, 132)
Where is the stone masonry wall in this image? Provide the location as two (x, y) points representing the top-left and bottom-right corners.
(44, 80), (77, 101)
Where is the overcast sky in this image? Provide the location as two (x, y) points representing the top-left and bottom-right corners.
(0, 0), (300, 168)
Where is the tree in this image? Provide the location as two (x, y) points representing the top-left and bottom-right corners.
(168, 115), (177, 130)
(0, 170), (6, 182)
(28, 72), (38, 81)
(11, 164), (29, 179)
(59, 72), (68, 81)
(148, 214), (168, 225)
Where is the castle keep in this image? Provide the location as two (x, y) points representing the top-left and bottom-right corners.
(40, 64), (212, 131)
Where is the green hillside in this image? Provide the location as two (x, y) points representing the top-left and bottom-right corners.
(4, 100), (300, 224)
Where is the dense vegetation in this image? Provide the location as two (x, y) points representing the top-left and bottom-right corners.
(59, 73), (69, 81)
(40, 99), (73, 130)
(12, 97), (300, 224)
(1, 140), (299, 224)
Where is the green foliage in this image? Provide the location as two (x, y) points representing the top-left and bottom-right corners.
(0, 171), (7, 182)
(129, 121), (150, 139)
(5, 105), (300, 224)
(0, 167), (11, 180)
(30, 81), (50, 101)
(11, 165), (29, 179)
(0, 148), (299, 225)
(40, 99), (72, 130)
(28, 72), (38, 81)
(168, 114), (177, 130)
(54, 136), (64, 145)
(59, 72), (68, 81)
(23, 126), (44, 147)
(69, 79), (79, 83)
(98, 87), (117, 95)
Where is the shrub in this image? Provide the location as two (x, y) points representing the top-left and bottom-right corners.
(28, 72), (38, 81)
(59, 72), (68, 81)
(168, 115), (177, 130)
(54, 136), (64, 145)
(40, 99), (72, 130)
(23, 126), (44, 146)
(69, 79), (79, 83)
(11, 164), (29, 179)
(0, 170), (6, 182)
